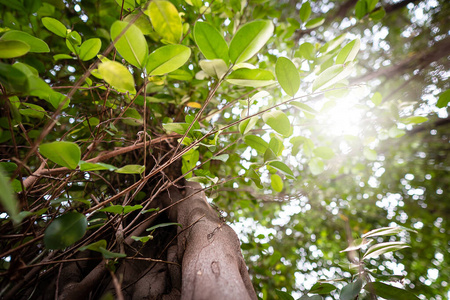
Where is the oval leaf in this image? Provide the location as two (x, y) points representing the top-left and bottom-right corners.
(79, 38), (102, 61)
(226, 68), (275, 87)
(270, 174), (283, 192)
(98, 61), (136, 94)
(362, 241), (410, 260)
(305, 17), (324, 29)
(276, 57), (300, 97)
(340, 278), (363, 300)
(229, 20), (274, 64)
(364, 282), (419, 300)
(299, 1), (312, 22)
(194, 22), (229, 63)
(146, 44), (191, 76)
(39, 141), (81, 169)
(269, 161), (295, 179)
(0, 40), (30, 58)
(436, 89), (450, 108)
(44, 212), (87, 250)
(146, 0), (182, 44)
(199, 59), (228, 79)
(1, 30), (49, 53)
(239, 116), (258, 135)
(42, 17), (67, 37)
(262, 110), (291, 136)
(111, 20), (148, 68)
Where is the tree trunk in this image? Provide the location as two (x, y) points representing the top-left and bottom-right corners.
(11, 182), (256, 300)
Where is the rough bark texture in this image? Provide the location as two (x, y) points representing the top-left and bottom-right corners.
(10, 182), (256, 300)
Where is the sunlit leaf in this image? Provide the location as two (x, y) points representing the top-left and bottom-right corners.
(297, 42), (315, 60)
(247, 168), (263, 189)
(313, 146), (335, 159)
(262, 110), (291, 136)
(227, 68), (275, 87)
(340, 238), (373, 252)
(299, 1), (312, 23)
(98, 61), (136, 94)
(244, 135), (269, 154)
(194, 22), (229, 63)
(213, 154), (229, 162)
(371, 92), (382, 106)
(364, 282), (419, 300)
(400, 116), (428, 125)
(275, 57), (300, 97)
(79, 38), (101, 61)
(1, 30), (49, 53)
(44, 212), (87, 250)
(229, 20), (274, 64)
(362, 241), (410, 260)
(309, 157), (324, 175)
(270, 174), (283, 192)
(146, 44), (191, 76)
(363, 148), (377, 161)
(42, 17), (67, 37)
(146, 0), (182, 44)
(39, 141), (81, 169)
(269, 161), (295, 179)
(388, 126), (405, 138)
(312, 63), (354, 91)
(79, 161), (117, 171)
(362, 226), (417, 239)
(305, 17), (324, 29)
(110, 20), (148, 68)
(264, 148), (277, 162)
(335, 39), (360, 64)
(115, 164), (145, 174)
(0, 40), (29, 58)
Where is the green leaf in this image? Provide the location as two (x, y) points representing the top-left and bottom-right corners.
(262, 110), (291, 136)
(99, 205), (143, 214)
(199, 59), (228, 79)
(268, 161), (295, 179)
(400, 116), (428, 125)
(436, 89), (450, 108)
(146, 222), (182, 232)
(299, 1), (312, 23)
(98, 61), (136, 94)
(244, 135), (269, 153)
(362, 226), (417, 239)
(79, 240), (126, 259)
(79, 38), (101, 61)
(305, 17), (324, 29)
(313, 146), (335, 159)
(363, 148), (377, 161)
(340, 238), (373, 252)
(388, 126), (405, 138)
(39, 141), (81, 169)
(146, 0), (182, 44)
(146, 44), (191, 76)
(299, 296), (322, 300)
(0, 62), (29, 92)
(369, 7), (386, 20)
(229, 20), (274, 64)
(297, 42), (315, 60)
(227, 68), (275, 87)
(213, 154), (229, 162)
(291, 102), (318, 114)
(264, 148), (277, 163)
(163, 122), (188, 134)
(340, 278), (363, 300)
(312, 63), (354, 92)
(1, 30), (49, 53)
(335, 39), (360, 64)
(363, 241), (410, 260)
(131, 235), (153, 243)
(364, 282), (419, 300)
(79, 161), (117, 171)
(115, 0), (135, 11)
(355, 0), (367, 20)
(309, 282), (337, 294)
(42, 17), (67, 37)
(276, 290), (294, 300)
(110, 20), (148, 68)
(194, 22), (229, 63)
(239, 117), (258, 135)
(53, 54), (74, 61)
(309, 157), (324, 175)
(371, 92), (382, 106)
(276, 57), (300, 97)
(19, 103), (46, 119)
(270, 174), (283, 192)
(247, 168), (263, 189)
(123, 107), (143, 126)
(44, 212), (87, 250)
(0, 166), (20, 224)
(0, 40), (30, 58)
(115, 164), (145, 174)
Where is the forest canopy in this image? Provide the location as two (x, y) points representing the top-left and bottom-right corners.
(0, 0), (449, 299)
